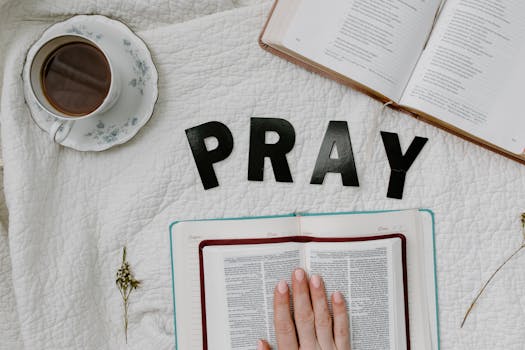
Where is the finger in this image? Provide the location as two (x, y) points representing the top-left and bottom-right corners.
(257, 339), (271, 350)
(309, 275), (335, 349)
(274, 280), (299, 350)
(292, 268), (317, 349)
(332, 292), (351, 350)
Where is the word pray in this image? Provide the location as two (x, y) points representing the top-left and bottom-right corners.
(185, 118), (428, 199)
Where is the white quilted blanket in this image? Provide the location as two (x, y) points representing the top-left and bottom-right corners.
(0, 1), (524, 349)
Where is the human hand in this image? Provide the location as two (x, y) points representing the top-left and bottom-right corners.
(257, 268), (351, 350)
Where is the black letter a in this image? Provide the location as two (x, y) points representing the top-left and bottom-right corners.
(310, 121), (359, 186)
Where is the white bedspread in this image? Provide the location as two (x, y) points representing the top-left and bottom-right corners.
(0, 1), (524, 349)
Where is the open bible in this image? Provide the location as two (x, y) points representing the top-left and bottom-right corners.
(170, 210), (439, 350)
(260, 0), (525, 164)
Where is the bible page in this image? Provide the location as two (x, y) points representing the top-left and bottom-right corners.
(300, 210), (434, 349)
(305, 238), (406, 350)
(170, 217), (298, 350)
(282, 0), (443, 101)
(401, 0), (525, 154)
(202, 243), (304, 350)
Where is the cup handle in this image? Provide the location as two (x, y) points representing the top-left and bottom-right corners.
(50, 120), (74, 144)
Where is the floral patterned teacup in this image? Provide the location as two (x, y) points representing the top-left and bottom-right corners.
(28, 34), (121, 143)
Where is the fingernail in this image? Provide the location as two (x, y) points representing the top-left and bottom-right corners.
(294, 268), (305, 281)
(311, 274), (321, 288)
(257, 339), (264, 350)
(334, 291), (344, 304)
(277, 280), (288, 294)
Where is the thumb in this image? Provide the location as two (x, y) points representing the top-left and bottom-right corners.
(257, 339), (271, 350)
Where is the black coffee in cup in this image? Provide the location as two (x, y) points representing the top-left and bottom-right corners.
(41, 42), (111, 116)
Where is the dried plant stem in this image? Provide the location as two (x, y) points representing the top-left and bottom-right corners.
(123, 296), (129, 343)
(118, 284), (132, 343)
(461, 243), (524, 328)
(116, 247), (141, 344)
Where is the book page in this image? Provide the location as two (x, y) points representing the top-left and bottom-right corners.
(171, 217), (298, 350)
(202, 243), (304, 350)
(282, 0), (443, 101)
(305, 238), (406, 350)
(401, 0), (525, 154)
(300, 210), (434, 350)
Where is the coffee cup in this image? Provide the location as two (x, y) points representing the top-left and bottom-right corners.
(29, 34), (121, 143)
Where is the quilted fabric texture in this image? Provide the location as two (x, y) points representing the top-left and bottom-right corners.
(0, 1), (524, 349)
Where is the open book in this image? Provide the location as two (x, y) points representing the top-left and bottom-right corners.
(260, 0), (525, 164)
(170, 210), (439, 350)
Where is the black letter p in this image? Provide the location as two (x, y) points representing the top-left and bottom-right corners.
(186, 121), (234, 190)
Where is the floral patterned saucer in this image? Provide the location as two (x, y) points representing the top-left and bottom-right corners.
(23, 15), (158, 152)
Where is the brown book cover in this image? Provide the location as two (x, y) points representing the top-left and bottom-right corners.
(199, 234), (411, 350)
(258, 0), (525, 165)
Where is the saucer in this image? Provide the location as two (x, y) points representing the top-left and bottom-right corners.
(23, 15), (158, 152)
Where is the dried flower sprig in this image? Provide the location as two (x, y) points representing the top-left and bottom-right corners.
(461, 213), (525, 328)
(116, 246), (141, 343)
